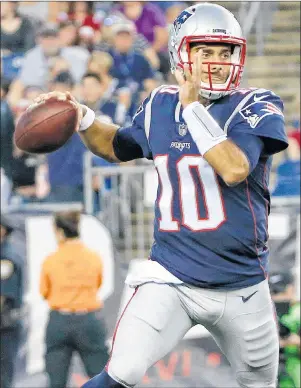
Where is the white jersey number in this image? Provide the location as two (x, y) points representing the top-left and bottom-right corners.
(155, 155), (226, 232)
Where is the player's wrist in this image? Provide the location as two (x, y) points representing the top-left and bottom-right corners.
(78, 105), (96, 132)
(80, 104), (87, 116)
(183, 102), (227, 155)
(182, 100), (199, 109)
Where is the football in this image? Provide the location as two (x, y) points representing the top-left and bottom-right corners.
(14, 99), (78, 154)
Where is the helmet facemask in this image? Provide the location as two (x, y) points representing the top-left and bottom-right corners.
(176, 35), (246, 100)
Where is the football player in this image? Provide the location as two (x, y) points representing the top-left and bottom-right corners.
(35, 3), (288, 388)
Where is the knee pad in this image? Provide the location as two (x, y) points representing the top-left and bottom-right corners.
(236, 364), (278, 388)
(243, 318), (279, 368)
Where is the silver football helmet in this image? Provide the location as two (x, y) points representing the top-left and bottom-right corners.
(168, 3), (246, 100)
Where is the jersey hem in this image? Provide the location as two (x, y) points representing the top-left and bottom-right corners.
(150, 257), (266, 290)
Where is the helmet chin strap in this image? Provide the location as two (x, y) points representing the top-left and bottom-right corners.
(199, 88), (231, 101)
(199, 80), (232, 101)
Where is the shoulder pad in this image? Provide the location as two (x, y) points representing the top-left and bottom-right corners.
(152, 84), (179, 105)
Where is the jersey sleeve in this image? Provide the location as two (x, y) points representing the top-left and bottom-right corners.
(230, 133), (264, 172)
(113, 94), (153, 162)
(228, 91), (288, 156)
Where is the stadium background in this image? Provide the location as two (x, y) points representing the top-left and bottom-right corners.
(1, 1), (300, 387)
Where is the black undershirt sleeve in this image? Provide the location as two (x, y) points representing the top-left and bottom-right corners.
(113, 127), (152, 162)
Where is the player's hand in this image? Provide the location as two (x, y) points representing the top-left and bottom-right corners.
(174, 50), (203, 108)
(33, 91), (84, 131)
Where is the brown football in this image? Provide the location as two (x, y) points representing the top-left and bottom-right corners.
(14, 99), (78, 154)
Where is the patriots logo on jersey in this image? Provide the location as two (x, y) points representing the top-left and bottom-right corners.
(173, 10), (193, 35)
(239, 98), (284, 129)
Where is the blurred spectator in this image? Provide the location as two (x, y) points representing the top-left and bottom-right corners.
(48, 56), (71, 81)
(150, 2), (188, 25)
(1, 52), (25, 82)
(113, 2), (170, 77)
(94, 1), (114, 15)
(37, 128), (115, 204)
(78, 25), (96, 52)
(0, 78), (15, 180)
(35, 163), (50, 200)
(23, 85), (44, 102)
(0, 1), (36, 54)
(272, 134), (300, 197)
(39, 133), (86, 203)
(108, 23), (157, 101)
(1, 168), (12, 211)
(270, 271), (296, 313)
(87, 52), (132, 118)
(58, 20), (79, 47)
(10, 99), (40, 204)
(97, 17), (160, 71)
(87, 51), (114, 86)
(67, 1), (101, 30)
(7, 25), (89, 107)
(115, 1), (168, 52)
(272, 158), (300, 197)
(17, 1), (48, 25)
(0, 77), (11, 98)
(49, 70), (74, 93)
(11, 148), (39, 204)
(40, 211), (108, 388)
(164, 2), (189, 25)
(81, 72), (129, 126)
(288, 120), (300, 149)
(1, 215), (24, 388)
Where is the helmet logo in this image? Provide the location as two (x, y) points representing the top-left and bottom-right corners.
(212, 28), (227, 34)
(173, 10), (193, 36)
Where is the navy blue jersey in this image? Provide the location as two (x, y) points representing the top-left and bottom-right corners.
(114, 86), (288, 289)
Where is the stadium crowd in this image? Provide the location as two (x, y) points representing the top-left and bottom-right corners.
(1, 1), (300, 209)
(1, 1), (183, 206)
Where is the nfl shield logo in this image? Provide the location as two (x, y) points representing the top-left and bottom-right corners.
(178, 123), (187, 136)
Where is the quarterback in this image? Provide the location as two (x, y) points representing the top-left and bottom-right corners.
(36, 3), (288, 388)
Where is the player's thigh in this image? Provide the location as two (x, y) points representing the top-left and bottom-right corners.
(107, 283), (193, 385)
(209, 280), (279, 387)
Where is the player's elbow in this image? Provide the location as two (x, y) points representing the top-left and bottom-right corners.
(222, 167), (249, 186)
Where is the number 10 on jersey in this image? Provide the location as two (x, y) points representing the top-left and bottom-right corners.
(155, 155), (226, 232)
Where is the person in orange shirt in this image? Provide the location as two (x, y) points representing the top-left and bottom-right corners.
(40, 211), (108, 388)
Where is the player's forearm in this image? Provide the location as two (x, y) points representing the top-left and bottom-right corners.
(183, 102), (249, 185)
(78, 106), (121, 163)
(203, 140), (250, 185)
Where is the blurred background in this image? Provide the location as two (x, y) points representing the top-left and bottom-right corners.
(1, 1), (300, 388)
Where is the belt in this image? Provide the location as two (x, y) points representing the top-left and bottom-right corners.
(53, 308), (99, 315)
